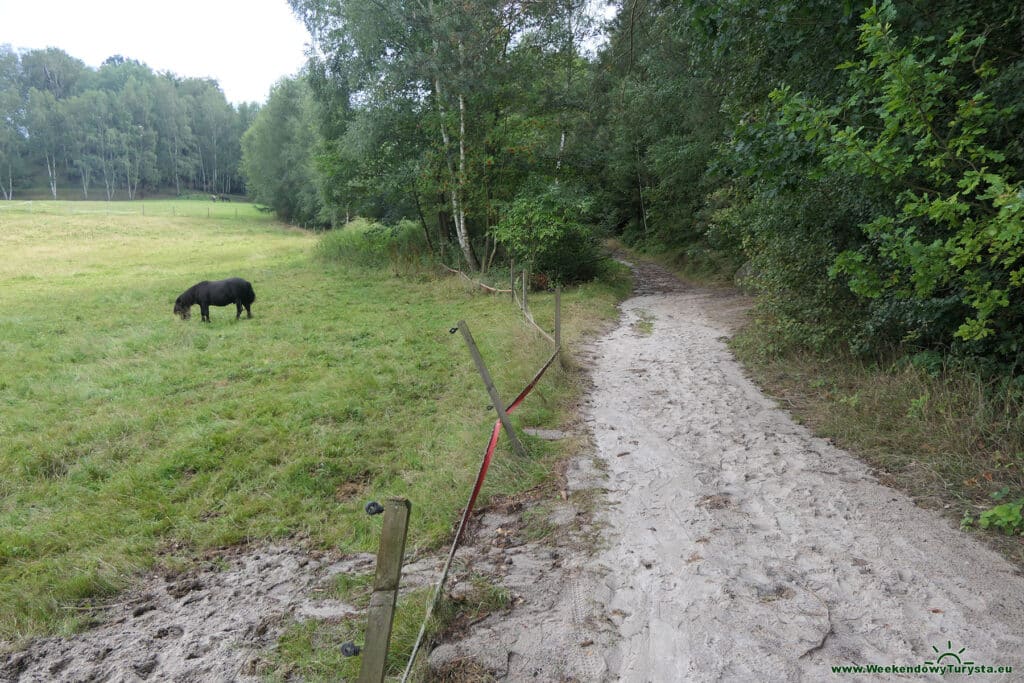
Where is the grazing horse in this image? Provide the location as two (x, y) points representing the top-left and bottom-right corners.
(174, 278), (256, 322)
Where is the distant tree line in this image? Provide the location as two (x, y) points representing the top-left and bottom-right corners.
(241, 0), (1023, 371)
(0, 46), (256, 200)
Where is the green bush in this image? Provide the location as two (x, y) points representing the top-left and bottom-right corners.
(706, 178), (869, 354)
(492, 181), (603, 285)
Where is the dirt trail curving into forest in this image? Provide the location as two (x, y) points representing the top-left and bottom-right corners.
(432, 258), (1024, 681)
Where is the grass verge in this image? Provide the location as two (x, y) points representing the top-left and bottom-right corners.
(732, 319), (1024, 562)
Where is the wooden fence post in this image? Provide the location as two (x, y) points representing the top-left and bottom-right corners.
(555, 285), (561, 350)
(358, 498), (412, 683)
(457, 320), (529, 458)
(522, 269), (528, 314)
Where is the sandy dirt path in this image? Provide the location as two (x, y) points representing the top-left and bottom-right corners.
(433, 259), (1024, 682)
(581, 260), (1024, 681)
(0, 547), (379, 682)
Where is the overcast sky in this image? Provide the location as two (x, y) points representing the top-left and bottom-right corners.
(0, 0), (311, 105)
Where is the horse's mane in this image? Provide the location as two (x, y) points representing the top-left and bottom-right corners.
(177, 281), (208, 305)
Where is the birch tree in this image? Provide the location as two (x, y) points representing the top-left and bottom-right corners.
(64, 91), (107, 199)
(0, 49), (24, 200)
(27, 89), (64, 199)
(120, 77), (158, 199)
(288, 0), (537, 269)
(0, 88), (22, 200)
(153, 76), (193, 195)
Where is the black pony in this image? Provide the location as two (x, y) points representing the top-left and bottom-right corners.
(174, 277), (256, 322)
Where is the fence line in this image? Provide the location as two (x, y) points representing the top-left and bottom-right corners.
(359, 498), (412, 683)
(439, 263), (559, 346)
(0, 200), (250, 220)
(399, 282), (562, 681)
(514, 284), (557, 345)
(439, 264), (513, 294)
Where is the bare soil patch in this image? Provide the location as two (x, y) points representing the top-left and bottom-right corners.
(1, 546), (373, 682)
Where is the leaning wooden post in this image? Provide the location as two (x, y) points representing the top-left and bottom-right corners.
(457, 320), (529, 458)
(359, 498), (412, 683)
(510, 258), (515, 303)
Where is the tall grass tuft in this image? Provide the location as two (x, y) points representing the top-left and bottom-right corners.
(316, 219), (433, 275)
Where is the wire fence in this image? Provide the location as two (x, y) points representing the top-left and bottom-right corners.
(398, 280), (563, 681)
(0, 199), (268, 221)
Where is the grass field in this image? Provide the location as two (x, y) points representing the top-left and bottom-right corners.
(0, 201), (628, 645)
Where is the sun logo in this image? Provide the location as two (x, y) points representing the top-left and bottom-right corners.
(924, 641), (974, 666)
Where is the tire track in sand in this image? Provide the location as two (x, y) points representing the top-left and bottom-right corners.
(585, 259), (1024, 681)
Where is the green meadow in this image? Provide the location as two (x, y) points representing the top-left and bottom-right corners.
(0, 201), (627, 642)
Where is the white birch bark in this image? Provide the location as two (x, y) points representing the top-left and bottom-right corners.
(2, 161), (12, 200)
(45, 153), (57, 199)
(429, 15), (479, 270)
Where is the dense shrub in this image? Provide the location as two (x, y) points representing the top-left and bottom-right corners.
(708, 178), (870, 353)
(773, 1), (1024, 369)
(492, 181), (603, 285)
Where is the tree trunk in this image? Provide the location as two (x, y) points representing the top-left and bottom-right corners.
(197, 146), (206, 192)
(556, 129), (566, 177)
(455, 91), (478, 269)
(635, 144), (648, 237)
(102, 144), (116, 201)
(434, 76), (479, 270)
(172, 131), (181, 195)
(411, 182), (436, 257)
(79, 163), (90, 199)
(2, 160), (12, 200)
(211, 127), (218, 194)
(45, 153), (57, 199)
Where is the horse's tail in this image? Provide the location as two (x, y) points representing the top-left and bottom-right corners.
(246, 281), (256, 304)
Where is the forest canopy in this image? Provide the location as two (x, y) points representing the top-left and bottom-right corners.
(239, 0), (1023, 371)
